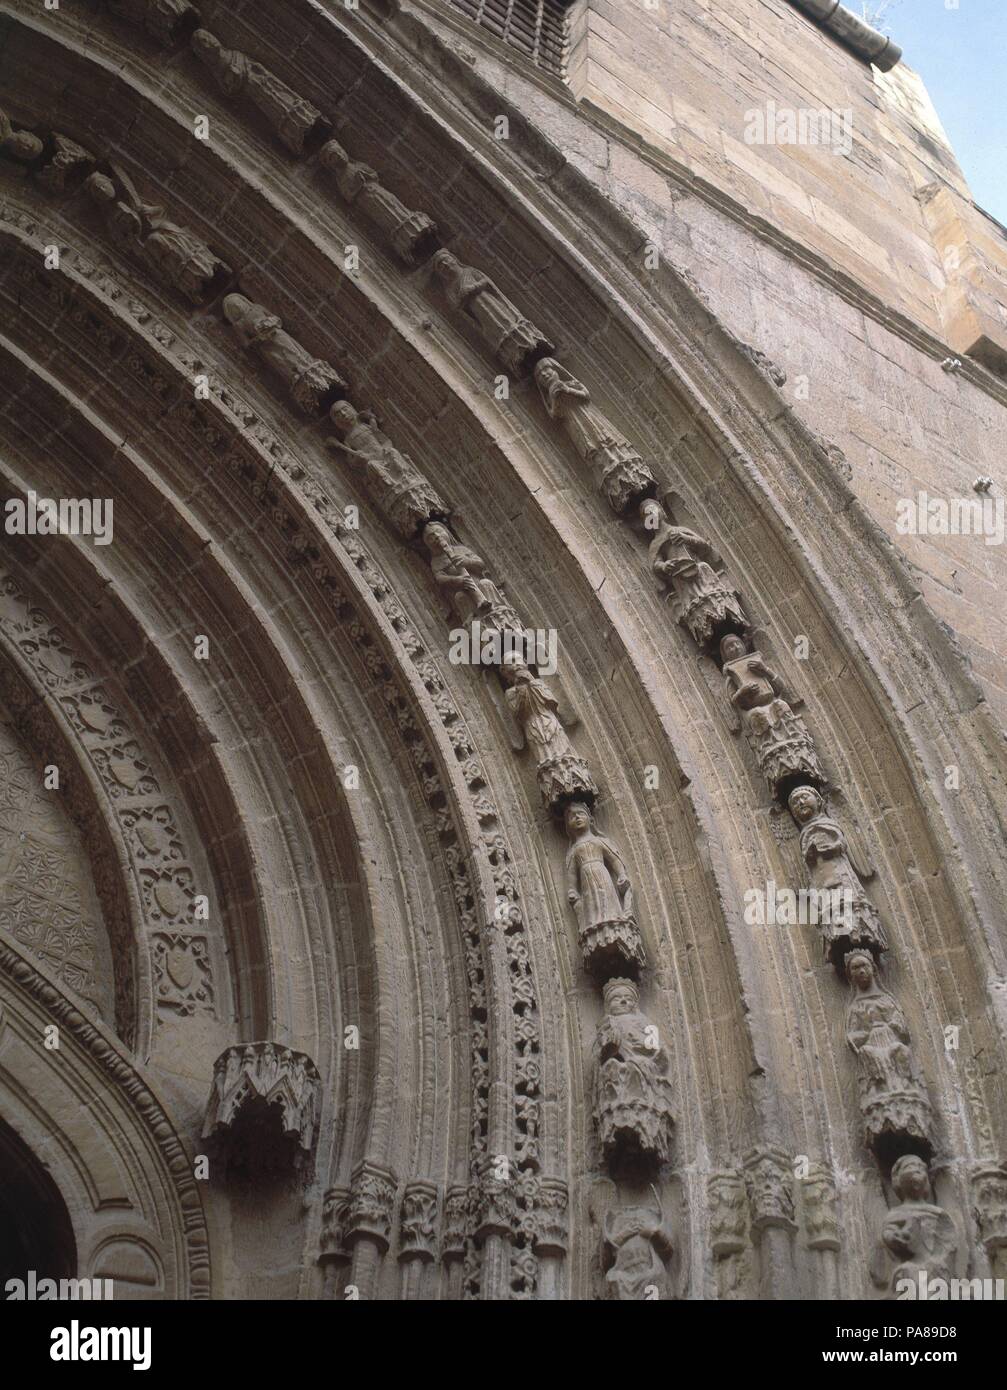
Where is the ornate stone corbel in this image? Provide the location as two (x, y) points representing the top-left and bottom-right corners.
(533, 358), (656, 515)
(719, 634), (825, 802)
(564, 801), (645, 979)
(202, 1041), (321, 1161)
(191, 30), (331, 155)
(431, 249), (555, 378)
(844, 950), (932, 1164)
(593, 977), (674, 1166)
(639, 498), (749, 652)
(327, 404), (448, 539)
(789, 787), (888, 966)
(222, 293), (347, 414)
(318, 139), (439, 266)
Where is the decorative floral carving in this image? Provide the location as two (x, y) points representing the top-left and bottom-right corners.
(347, 1160), (398, 1252)
(399, 1181), (439, 1261)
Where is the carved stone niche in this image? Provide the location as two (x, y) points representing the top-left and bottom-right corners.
(593, 978), (674, 1169)
(202, 1042), (321, 1177)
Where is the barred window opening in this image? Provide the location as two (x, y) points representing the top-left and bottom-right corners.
(446, 0), (574, 79)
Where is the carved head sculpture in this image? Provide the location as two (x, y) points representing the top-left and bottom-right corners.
(499, 651), (532, 687)
(602, 977), (638, 1017)
(719, 633), (748, 665)
(891, 1154), (932, 1203)
(431, 249), (459, 281)
(222, 293), (253, 328)
(318, 139), (349, 172)
(788, 784), (825, 826)
(328, 400), (358, 435)
(190, 28), (221, 62)
(638, 497), (663, 533)
(533, 357), (560, 389)
(845, 948), (875, 993)
(564, 800), (592, 839)
(84, 171), (116, 207)
(2, 128), (43, 162)
(422, 520), (452, 555)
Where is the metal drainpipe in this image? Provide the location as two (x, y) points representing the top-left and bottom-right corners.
(787, 0), (903, 72)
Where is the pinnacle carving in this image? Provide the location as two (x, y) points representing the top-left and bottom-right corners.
(203, 1042), (321, 1171)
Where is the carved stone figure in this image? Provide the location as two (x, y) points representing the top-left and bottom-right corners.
(564, 801), (645, 977)
(327, 403), (447, 538)
(640, 498), (748, 650)
(971, 1163), (1007, 1276)
(422, 522), (522, 634)
(788, 786), (888, 967)
(222, 294), (347, 414)
(107, 0), (200, 46)
(318, 139), (438, 266)
(499, 655), (597, 810)
(708, 1172), (748, 1257)
(593, 977), (674, 1165)
(86, 171), (231, 304)
(431, 249), (555, 377)
(744, 1145), (797, 1233)
(202, 1042), (321, 1160)
(34, 132), (95, 192)
(845, 951), (932, 1161)
(0, 107), (44, 166)
(533, 358), (656, 514)
(802, 1163), (841, 1252)
(719, 634), (825, 800)
(191, 30), (330, 155)
(872, 1155), (957, 1297)
(601, 1197), (673, 1300)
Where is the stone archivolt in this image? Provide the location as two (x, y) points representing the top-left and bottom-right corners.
(0, 0), (999, 1301)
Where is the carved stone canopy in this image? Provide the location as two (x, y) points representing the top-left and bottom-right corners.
(203, 1042), (321, 1174)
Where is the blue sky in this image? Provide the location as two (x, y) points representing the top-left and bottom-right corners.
(871, 0), (1007, 224)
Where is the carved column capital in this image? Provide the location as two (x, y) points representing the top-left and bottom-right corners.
(801, 1162), (841, 1252)
(532, 1176), (569, 1255)
(318, 1185), (352, 1264)
(347, 1160), (398, 1254)
(971, 1162), (1007, 1255)
(398, 1180), (440, 1262)
(708, 1170), (748, 1257)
